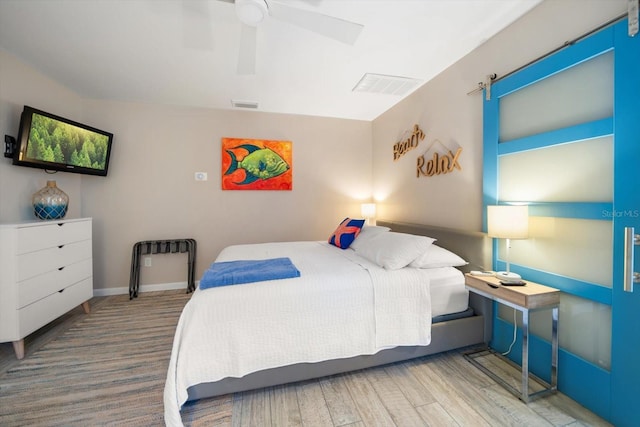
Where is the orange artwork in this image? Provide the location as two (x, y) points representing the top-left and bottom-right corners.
(221, 137), (293, 191)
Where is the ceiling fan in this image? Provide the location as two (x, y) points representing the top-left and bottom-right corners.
(216, 0), (364, 75)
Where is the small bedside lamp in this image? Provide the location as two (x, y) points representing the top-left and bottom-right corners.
(487, 205), (529, 283)
(361, 203), (376, 225)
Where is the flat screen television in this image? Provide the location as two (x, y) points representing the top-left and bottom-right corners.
(13, 106), (113, 176)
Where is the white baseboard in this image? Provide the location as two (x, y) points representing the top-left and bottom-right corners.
(93, 281), (198, 297)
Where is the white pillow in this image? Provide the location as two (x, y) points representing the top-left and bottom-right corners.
(409, 244), (468, 269)
(355, 232), (435, 270)
(349, 225), (391, 251)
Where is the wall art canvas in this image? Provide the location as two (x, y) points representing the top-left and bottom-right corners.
(222, 137), (293, 190)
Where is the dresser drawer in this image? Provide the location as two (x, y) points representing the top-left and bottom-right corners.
(18, 258), (92, 309)
(0, 217), (93, 358)
(16, 220), (91, 254)
(17, 239), (92, 282)
(18, 277), (93, 338)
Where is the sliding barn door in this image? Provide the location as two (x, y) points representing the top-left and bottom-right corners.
(610, 21), (640, 426)
(483, 19), (640, 425)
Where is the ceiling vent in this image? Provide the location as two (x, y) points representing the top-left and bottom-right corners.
(352, 73), (422, 96)
(231, 99), (259, 109)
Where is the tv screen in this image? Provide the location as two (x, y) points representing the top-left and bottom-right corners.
(13, 106), (113, 176)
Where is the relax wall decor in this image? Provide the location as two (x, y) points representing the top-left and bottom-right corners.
(416, 139), (463, 177)
(222, 138), (293, 190)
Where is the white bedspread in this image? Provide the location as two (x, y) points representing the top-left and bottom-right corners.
(164, 241), (433, 426)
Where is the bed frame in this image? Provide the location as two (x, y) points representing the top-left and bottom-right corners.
(186, 220), (492, 401)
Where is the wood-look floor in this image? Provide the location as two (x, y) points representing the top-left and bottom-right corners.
(181, 353), (610, 427)
(0, 294), (611, 427)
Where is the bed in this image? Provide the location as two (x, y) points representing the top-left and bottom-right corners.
(164, 220), (492, 426)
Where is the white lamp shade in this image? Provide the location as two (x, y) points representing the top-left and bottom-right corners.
(487, 205), (529, 239)
(361, 203), (376, 218)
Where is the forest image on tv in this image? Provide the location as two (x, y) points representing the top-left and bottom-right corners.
(26, 113), (109, 170)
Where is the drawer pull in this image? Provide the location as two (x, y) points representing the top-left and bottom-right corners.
(57, 223), (65, 227)
(58, 289), (65, 293)
(58, 266), (65, 271)
(58, 245), (64, 249)
(487, 283), (499, 289)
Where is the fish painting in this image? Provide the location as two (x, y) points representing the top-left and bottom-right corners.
(222, 138), (293, 190)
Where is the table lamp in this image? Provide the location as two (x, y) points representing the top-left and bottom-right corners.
(487, 205), (529, 283)
(361, 203), (376, 225)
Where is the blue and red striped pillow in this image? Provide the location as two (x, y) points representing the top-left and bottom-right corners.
(328, 217), (365, 249)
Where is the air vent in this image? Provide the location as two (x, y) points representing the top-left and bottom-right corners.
(352, 73), (422, 96)
(231, 100), (259, 109)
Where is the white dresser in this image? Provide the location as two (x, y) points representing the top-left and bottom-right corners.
(0, 217), (93, 359)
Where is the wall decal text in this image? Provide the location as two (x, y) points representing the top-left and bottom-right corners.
(393, 124), (425, 161)
(416, 144), (463, 177)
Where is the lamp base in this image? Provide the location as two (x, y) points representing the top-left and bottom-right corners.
(495, 271), (522, 283)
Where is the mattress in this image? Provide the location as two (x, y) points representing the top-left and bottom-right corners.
(427, 266), (469, 317)
(164, 241), (467, 426)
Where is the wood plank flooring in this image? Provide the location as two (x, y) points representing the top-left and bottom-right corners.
(180, 351), (611, 427)
(0, 292), (611, 426)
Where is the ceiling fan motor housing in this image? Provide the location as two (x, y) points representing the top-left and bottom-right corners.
(236, 0), (268, 27)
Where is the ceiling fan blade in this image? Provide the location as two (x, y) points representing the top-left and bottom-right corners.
(237, 24), (257, 75)
(268, 1), (363, 45)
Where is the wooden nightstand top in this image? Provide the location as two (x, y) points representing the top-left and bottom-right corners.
(464, 273), (560, 310)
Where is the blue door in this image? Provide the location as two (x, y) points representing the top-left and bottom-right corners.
(610, 21), (640, 426)
(483, 19), (640, 424)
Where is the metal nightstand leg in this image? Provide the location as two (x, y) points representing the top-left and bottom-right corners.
(551, 306), (558, 391)
(464, 305), (558, 403)
(522, 308), (530, 402)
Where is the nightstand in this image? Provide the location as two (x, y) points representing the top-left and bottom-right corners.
(464, 273), (560, 403)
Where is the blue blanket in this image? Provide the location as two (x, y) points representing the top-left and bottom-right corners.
(199, 257), (301, 289)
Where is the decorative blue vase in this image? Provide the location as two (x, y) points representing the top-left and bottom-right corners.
(33, 180), (69, 220)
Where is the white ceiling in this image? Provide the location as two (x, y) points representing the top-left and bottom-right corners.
(0, 0), (541, 121)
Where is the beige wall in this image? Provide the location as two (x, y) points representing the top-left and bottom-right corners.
(0, 50), (84, 221)
(371, 0), (627, 231)
(0, 0), (627, 292)
(0, 51), (372, 292)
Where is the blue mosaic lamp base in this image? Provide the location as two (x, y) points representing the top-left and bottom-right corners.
(32, 180), (69, 220)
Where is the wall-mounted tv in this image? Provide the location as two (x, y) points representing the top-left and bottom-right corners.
(13, 106), (113, 176)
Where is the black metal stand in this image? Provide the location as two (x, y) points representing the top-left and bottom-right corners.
(129, 239), (197, 299)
